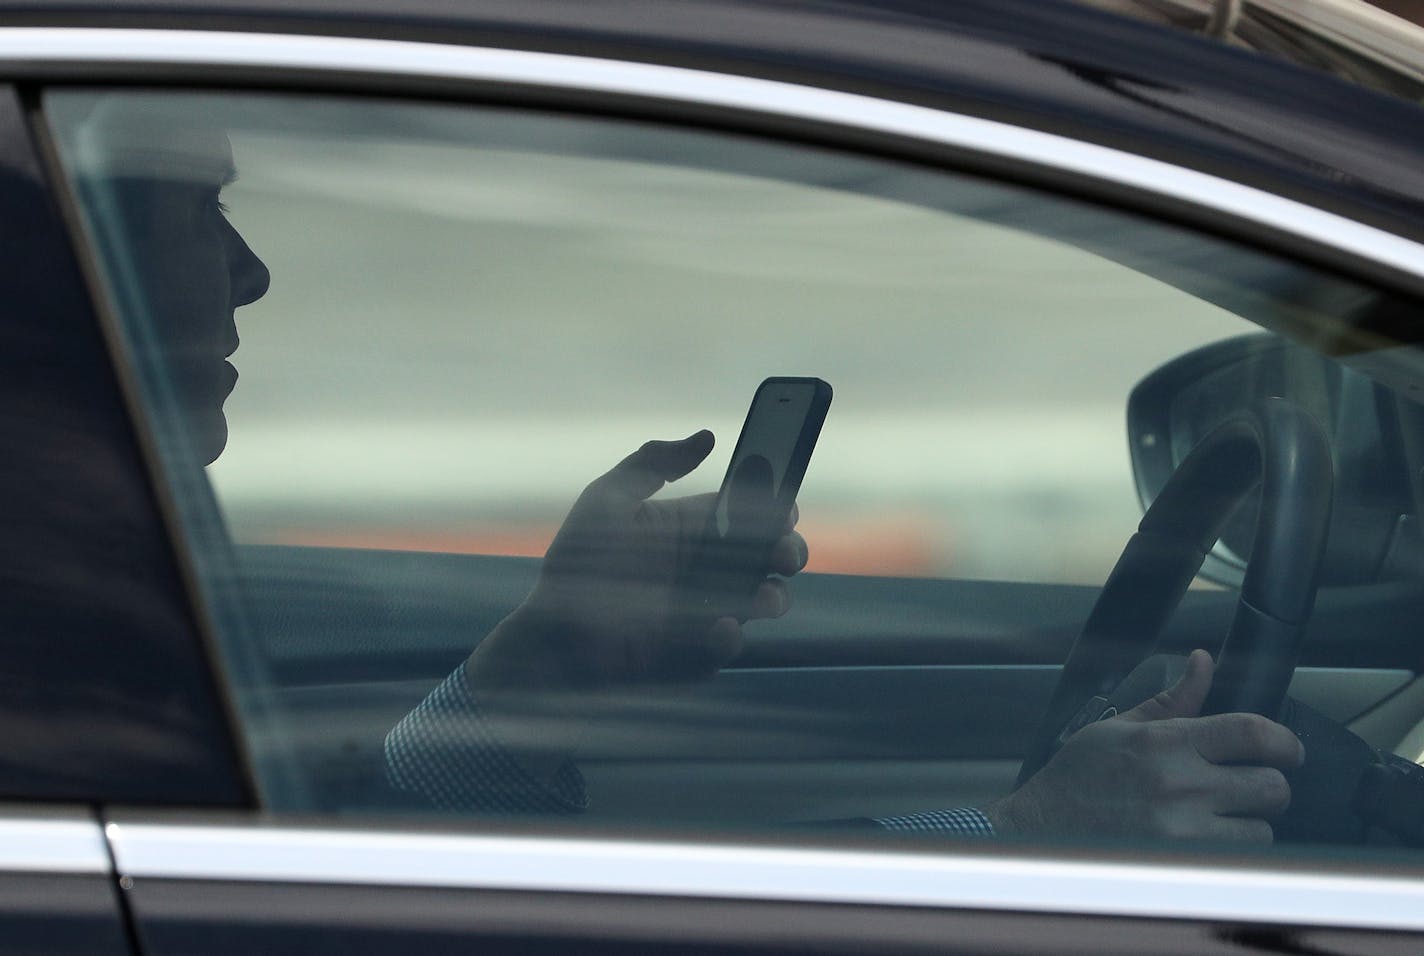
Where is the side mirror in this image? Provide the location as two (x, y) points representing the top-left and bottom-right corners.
(1127, 334), (1424, 588)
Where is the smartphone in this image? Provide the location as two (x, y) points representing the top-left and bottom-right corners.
(678, 376), (833, 625)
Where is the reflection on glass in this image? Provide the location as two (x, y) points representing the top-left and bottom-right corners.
(45, 89), (1424, 859)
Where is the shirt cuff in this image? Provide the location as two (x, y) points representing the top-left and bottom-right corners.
(872, 807), (995, 836)
(385, 666), (589, 815)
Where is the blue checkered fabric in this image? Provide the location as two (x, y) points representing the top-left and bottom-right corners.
(388, 666), (993, 836)
(871, 807), (995, 836)
(385, 668), (588, 814)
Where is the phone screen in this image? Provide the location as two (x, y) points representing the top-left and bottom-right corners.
(713, 380), (821, 539)
(683, 377), (831, 623)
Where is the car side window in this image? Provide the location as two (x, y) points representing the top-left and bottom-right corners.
(45, 89), (1424, 853)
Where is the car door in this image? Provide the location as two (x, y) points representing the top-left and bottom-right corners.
(14, 10), (1424, 955)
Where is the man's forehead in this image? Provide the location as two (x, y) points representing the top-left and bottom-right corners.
(75, 98), (235, 184)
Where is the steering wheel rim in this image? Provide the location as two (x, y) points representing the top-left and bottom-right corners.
(1016, 398), (1334, 786)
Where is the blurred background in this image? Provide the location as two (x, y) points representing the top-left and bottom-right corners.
(204, 99), (1254, 586)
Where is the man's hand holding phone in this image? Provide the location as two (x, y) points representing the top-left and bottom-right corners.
(465, 427), (810, 701)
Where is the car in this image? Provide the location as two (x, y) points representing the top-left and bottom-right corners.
(5, 0), (1424, 952)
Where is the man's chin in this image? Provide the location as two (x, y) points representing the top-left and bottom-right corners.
(190, 410), (228, 465)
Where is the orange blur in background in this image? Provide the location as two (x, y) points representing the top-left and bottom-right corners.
(267, 514), (945, 578)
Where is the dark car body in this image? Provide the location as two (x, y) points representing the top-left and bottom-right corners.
(5, 1), (1424, 954)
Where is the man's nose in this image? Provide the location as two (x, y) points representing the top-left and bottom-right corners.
(227, 224), (271, 308)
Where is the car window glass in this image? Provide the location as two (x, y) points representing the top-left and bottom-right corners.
(46, 90), (1424, 856)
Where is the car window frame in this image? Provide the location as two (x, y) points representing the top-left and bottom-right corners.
(18, 25), (1424, 937)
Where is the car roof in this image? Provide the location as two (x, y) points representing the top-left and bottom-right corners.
(5, 0), (1424, 246)
(1084, 0), (1424, 95)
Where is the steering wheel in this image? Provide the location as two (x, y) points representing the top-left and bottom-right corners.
(1017, 398), (1334, 786)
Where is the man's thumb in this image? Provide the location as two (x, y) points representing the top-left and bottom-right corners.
(1120, 649), (1213, 723)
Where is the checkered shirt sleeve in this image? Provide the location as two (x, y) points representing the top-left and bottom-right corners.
(872, 807), (995, 836)
(385, 667), (589, 815)
(387, 667), (992, 833)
